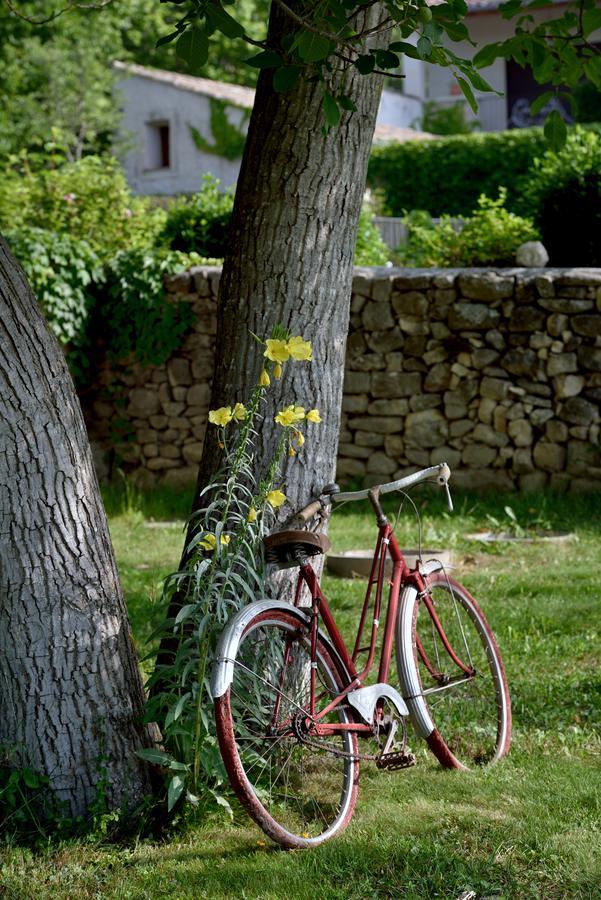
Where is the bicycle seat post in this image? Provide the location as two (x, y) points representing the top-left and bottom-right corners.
(368, 486), (388, 527)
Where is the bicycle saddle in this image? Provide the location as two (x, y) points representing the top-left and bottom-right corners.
(263, 530), (331, 567)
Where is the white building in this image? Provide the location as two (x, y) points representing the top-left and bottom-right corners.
(114, 62), (431, 196)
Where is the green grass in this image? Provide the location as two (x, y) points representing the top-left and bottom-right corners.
(1, 487), (600, 898)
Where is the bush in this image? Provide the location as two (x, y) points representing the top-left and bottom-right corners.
(0, 155), (166, 262)
(162, 175), (233, 257)
(368, 128), (548, 217)
(420, 101), (478, 136)
(6, 227), (103, 379)
(520, 128), (601, 267)
(355, 206), (390, 266)
(398, 191), (539, 268)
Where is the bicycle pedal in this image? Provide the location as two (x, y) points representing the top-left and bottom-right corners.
(376, 750), (416, 771)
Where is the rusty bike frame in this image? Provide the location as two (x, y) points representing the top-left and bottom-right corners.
(280, 488), (474, 741)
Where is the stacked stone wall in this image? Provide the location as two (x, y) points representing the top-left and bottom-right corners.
(85, 265), (601, 492)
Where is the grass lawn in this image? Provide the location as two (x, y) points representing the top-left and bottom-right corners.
(1, 486), (600, 899)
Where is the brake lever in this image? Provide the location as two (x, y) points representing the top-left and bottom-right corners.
(444, 481), (454, 513)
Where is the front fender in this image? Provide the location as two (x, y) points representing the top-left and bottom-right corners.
(210, 600), (312, 699)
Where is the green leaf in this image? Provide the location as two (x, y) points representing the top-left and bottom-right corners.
(456, 75), (478, 113)
(529, 90), (554, 116)
(583, 7), (601, 38)
(136, 748), (173, 766)
(273, 66), (301, 92)
(417, 36), (432, 59)
(543, 109), (567, 152)
(205, 3), (245, 39)
(176, 26), (209, 69)
(156, 30), (181, 49)
(473, 41), (502, 69)
(21, 769), (40, 789)
(245, 50), (283, 69)
(354, 54), (375, 74)
(463, 67), (498, 94)
(389, 41), (421, 60)
(167, 773), (185, 812)
(338, 95), (357, 112)
(295, 29), (333, 63)
(323, 93), (340, 128)
(175, 603), (198, 625)
(375, 49), (400, 70)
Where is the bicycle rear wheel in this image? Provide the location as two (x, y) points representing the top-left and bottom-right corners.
(396, 572), (511, 768)
(215, 609), (359, 849)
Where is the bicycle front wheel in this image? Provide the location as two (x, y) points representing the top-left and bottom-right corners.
(215, 609), (359, 849)
(396, 573), (511, 768)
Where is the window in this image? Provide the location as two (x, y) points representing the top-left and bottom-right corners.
(145, 121), (170, 169)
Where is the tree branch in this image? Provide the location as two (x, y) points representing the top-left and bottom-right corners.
(4, 0), (114, 25)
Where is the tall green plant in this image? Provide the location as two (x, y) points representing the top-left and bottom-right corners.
(142, 329), (321, 813)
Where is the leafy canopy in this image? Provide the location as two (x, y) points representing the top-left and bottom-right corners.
(159, 0), (601, 147)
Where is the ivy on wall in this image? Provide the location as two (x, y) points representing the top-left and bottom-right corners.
(189, 98), (250, 161)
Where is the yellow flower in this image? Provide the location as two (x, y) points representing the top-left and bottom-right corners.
(233, 402), (247, 421)
(306, 408), (321, 424)
(273, 363), (282, 379)
(289, 446), (296, 457)
(247, 506), (258, 523)
(259, 368), (270, 387)
(198, 533), (230, 551)
(264, 339), (290, 363)
(275, 405), (306, 427)
(292, 429), (305, 448)
(208, 406), (233, 427)
(266, 489), (287, 509)
(286, 336), (312, 361)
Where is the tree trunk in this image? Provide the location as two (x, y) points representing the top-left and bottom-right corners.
(153, 4), (386, 671)
(0, 237), (151, 818)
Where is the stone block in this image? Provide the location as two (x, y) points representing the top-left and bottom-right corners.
(473, 423), (509, 447)
(409, 395), (441, 412)
(449, 419), (473, 438)
(559, 396), (597, 426)
(396, 316), (430, 335)
(164, 271), (192, 293)
(355, 431), (384, 447)
(547, 352), (577, 378)
(485, 329), (506, 351)
(509, 307), (546, 331)
(404, 409), (448, 447)
(572, 315), (601, 338)
(348, 416), (401, 434)
(393, 273), (431, 290)
(367, 452), (397, 475)
(342, 395), (369, 414)
(423, 363), (451, 392)
(391, 291), (428, 317)
(367, 399), (409, 415)
(362, 301), (395, 331)
(577, 347), (601, 371)
(337, 458), (366, 478)
(507, 419), (533, 447)
(163, 466), (198, 488)
(191, 358), (214, 380)
(462, 444), (497, 467)
(182, 442), (204, 464)
(167, 358), (192, 387)
(349, 353), (386, 371)
(142, 443), (159, 458)
(513, 447), (534, 474)
(423, 346), (448, 366)
(481, 377), (511, 401)
(478, 397), (496, 424)
(449, 303), (500, 330)
(384, 435), (404, 458)
(502, 348), (539, 377)
(430, 446), (461, 468)
(404, 335), (428, 356)
(372, 278), (393, 303)
(344, 371), (371, 393)
(546, 420), (568, 442)
(532, 441), (566, 472)
(554, 374), (584, 399)
(405, 447), (431, 466)
(147, 457), (180, 470)
(338, 442), (372, 459)
(451, 468), (515, 491)
(371, 372), (422, 398)
(457, 272), (514, 301)
(128, 388), (160, 418)
(366, 328), (404, 354)
(519, 472), (548, 492)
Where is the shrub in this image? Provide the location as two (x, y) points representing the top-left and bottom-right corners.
(398, 191), (539, 268)
(162, 175), (233, 257)
(0, 155), (166, 262)
(420, 100), (478, 136)
(368, 128), (548, 217)
(520, 128), (601, 266)
(6, 227), (103, 379)
(355, 205), (390, 266)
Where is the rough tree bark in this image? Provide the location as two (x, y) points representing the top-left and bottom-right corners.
(0, 237), (151, 817)
(153, 2), (387, 671)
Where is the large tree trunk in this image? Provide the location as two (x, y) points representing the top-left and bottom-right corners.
(0, 237), (151, 818)
(153, 4), (386, 673)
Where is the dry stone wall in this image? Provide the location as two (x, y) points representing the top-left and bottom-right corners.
(85, 265), (601, 492)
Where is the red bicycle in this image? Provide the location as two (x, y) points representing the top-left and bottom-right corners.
(212, 463), (511, 849)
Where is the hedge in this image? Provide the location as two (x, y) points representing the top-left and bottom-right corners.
(368, 128), (549, 217)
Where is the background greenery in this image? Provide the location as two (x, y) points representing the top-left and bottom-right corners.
(1, 486), (598, 897)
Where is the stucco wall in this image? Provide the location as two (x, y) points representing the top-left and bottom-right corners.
(85, 266), (601, 493)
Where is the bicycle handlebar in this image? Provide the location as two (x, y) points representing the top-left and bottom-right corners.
(333, 463), (454, 512)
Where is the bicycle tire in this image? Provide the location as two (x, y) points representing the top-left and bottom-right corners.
(214, 608), (359, 849)
(396, 572), (511, 768)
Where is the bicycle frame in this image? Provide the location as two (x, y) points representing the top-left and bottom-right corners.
(290, 496), (473, 739)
